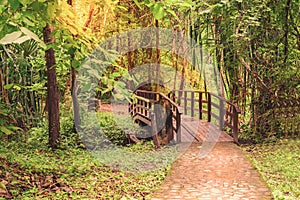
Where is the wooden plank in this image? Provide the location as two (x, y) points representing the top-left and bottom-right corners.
(181, 115), (233, 142)
(133, 115), (151, 125)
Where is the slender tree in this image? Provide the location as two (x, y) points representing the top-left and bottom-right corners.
(43, 24), (60, 149)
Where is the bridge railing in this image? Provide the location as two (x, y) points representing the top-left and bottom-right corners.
(158, 92), (182, 143)
(130, 90), (182, 143)
(129, 95), (154, 125)
(169, 90), (240, 143)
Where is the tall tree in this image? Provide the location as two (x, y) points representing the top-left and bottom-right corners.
(43, 24), (60, 149)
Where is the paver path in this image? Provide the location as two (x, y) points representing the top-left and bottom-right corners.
(151, 142), (272, 200)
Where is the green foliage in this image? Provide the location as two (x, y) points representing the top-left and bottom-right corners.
(0, 41), (47, 128)
(60, 115), (82, 149)
(243, 138), (300, 199)
(189, 0), (300, 137)
(0, 101), (22, 137)
(150, 2), (165, 20)
(96, 112), (127, 145)
(96, 112), (146, 146)
(25, 111), (82, 149)
(0, 134), (169, 199)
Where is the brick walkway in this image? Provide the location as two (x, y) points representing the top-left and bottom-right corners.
(151, 142), (272, 200)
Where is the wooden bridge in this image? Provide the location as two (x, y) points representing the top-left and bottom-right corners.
(129, 90), (241, 146)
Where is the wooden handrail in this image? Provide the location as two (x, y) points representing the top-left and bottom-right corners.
(158, 92), (183, 114)
(129, 90), (182, 144)
(171, 90), (240, 143)
(130, 89), (240, 144)
(135, 95), (152, 103)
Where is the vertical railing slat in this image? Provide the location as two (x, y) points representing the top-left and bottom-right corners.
(184, 91), (187, 115)
(199, 92), (203, 119)
(207, 93), (211, 122)
(191, 91), (194, 117)
(219, 98), (225, 130)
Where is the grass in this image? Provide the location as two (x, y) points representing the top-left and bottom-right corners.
(2, 109), (299, 199)
(242, 138), (300, 200)
(0, 111), (174, 199)
(0, 139), (170, 199)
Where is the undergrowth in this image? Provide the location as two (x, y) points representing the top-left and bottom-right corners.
(0, 140), (169, 199)
(0, 111), (170, 199)
(242, 138), (300, 200)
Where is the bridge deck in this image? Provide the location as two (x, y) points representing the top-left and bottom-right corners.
(180, 115), (234, 143)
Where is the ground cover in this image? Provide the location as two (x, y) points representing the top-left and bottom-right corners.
(0, 139), (170, 199)
(243, 138), (300, 200)
(0, 112), (171, 199)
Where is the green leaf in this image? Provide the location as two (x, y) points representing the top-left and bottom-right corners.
(67, 47), (76, 55)
(0, 31), (22, 44)
(8, 21), (18, 27)
(3, 83), (14, 89)
(110, 72), (121, 78)
(0, 5), (4, 14)
(18, 0), (29, 6)
(9, 0), (20, 10)
(31, 1), (45, 11)
(151, 2), (165, 20)
(7, 125), (22, 131)
(20, 27), (46, 48)
(0, 0), (8, 6)
(0, 126), (14, 135)
(0, 183), (6, 190)
(4, 83), (21, 90)
(71, 60), (80, 69)
(47, 2), (58, 18)
(22, 17), (35, 27)
(142, 0), (151, 7)
(166, 8), (180, 21)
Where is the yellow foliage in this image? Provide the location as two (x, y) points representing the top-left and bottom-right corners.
(56, 0), (117, 42)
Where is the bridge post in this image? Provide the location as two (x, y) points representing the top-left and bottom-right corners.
(184, 91), (188, 115)
(199, 92), (203, 120)
(176, 109), (181, 143)
(191, 91), (195, 117)
(207, 93), (211, 122)
(219, 99), (225, 130)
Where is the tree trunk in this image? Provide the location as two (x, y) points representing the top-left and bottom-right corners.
(155, 19), (161, 92)
(126, 3), (135, 90)
(71, 62), (80, 126)
(67, 0), (81, 127)
(43, 23), (60, 149)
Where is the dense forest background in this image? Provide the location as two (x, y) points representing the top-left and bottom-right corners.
(0, 0), (299, 147)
